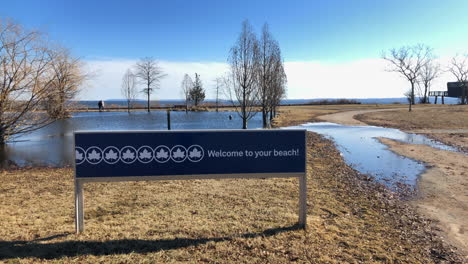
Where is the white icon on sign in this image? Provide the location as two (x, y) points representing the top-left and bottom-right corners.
(137, 146), (153, 163)
(86, 146), (103, 164)
(75, 147), (85, 165)
(171, 145), (187, 163)
(120, 146), (137, 164)
(154, 145), (170, 163)
(103, 146), (120, 164)
(187, 145), (204, 162)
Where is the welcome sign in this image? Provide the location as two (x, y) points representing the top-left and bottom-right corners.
(75, 130), (306, 178)
(74, 129), (307, 233)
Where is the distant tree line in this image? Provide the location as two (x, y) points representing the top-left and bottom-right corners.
(383, 45), (468, 111)
(0, 19), (87, 144)
(307, 99), (361, 105)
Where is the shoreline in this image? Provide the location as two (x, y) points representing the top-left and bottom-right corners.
(307, 105), (467, 258)
(0, 105), (464, 262)
(378, 138), (468, 256)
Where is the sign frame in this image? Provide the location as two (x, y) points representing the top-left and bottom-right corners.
(73, 129), (307, 233)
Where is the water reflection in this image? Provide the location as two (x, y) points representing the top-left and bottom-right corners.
(0, 111), (262, 168)
(291, 122), (459, 189)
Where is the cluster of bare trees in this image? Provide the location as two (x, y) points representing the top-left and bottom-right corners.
(225, 20), (286, 128)
(383, 45), (468, 111)
(382, 44), (434, 111)
(0, 19), (86, 144)
(121, 57), (166, 112)
(180, 73), (206, 112)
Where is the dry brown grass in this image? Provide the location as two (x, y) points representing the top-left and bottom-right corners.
(0, 104), (463, 263)
(355, 105), (468, 130)
(273, 104), (410, 127)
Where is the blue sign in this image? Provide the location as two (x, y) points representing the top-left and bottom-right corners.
(74, 130), (306, 178)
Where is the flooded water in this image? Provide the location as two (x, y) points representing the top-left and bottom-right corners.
(2, 111), (461, 192)
(0, 111), (262, 168)
(291, 122), (459, 189)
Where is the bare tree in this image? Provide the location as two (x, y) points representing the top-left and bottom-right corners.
(418, 59), (440, 104)
(134, 57), (166, 112)
(181, 74), (192, 113)
(257, 23), (286, 128)
(382, 44), (431, 111)
(226, 20), (259, 129)
(448, 54), (468, 104)
(213, 77), (223, 112)
(268, 55), (287, 122)
(46, 46), (86, 118)
(0, 19), (58, 144)
(121, 69), (137, 112)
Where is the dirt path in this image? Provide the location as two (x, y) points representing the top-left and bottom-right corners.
(317, 108), (397, 125)
(379, 138), (468, 257)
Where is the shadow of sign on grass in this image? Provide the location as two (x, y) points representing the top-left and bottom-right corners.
(0, 225), (301, 260)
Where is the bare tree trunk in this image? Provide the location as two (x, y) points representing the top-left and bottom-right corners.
(242, 88), (247, 129)
(0, 128), (5, 145)
(216, 83), (219, 112)
(423, 85), (428, 104)
(147, 80), (150, 112)
(409, 82), (414, 111)
(262, 110), (268, 128)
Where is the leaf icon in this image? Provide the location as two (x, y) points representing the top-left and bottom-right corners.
(156, 148), (168, 159)
(76, 150), (83, 160)
(189, 148), (201, 158)
(139, 149), (152, 160)
(88, 149), (101, 161)
(105, 149), (118, 160)
(122, 149), (135, 160)
(173, 148), (185, 159)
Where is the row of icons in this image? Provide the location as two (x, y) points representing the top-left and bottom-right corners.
(75, 145), (204, 165)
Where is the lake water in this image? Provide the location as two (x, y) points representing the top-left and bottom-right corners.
(0, 111), (263, 168)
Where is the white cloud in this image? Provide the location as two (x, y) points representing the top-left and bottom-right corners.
(81, 57), (456, 100)
(284, 58), (454, 99)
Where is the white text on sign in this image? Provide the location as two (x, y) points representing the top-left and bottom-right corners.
(207, 149), (300, 159)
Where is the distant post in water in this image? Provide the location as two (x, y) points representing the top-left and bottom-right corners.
(167, 110), (171, 130)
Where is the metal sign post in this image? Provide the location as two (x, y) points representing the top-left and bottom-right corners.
(74, 129), (307, 233)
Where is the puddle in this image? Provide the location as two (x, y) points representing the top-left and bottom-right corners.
(289, 122), (460, 190)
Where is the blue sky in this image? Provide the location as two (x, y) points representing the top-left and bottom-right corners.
(2, 0), (468, 99)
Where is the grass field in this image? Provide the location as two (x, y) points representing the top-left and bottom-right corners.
(0, 106), (463, 263)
